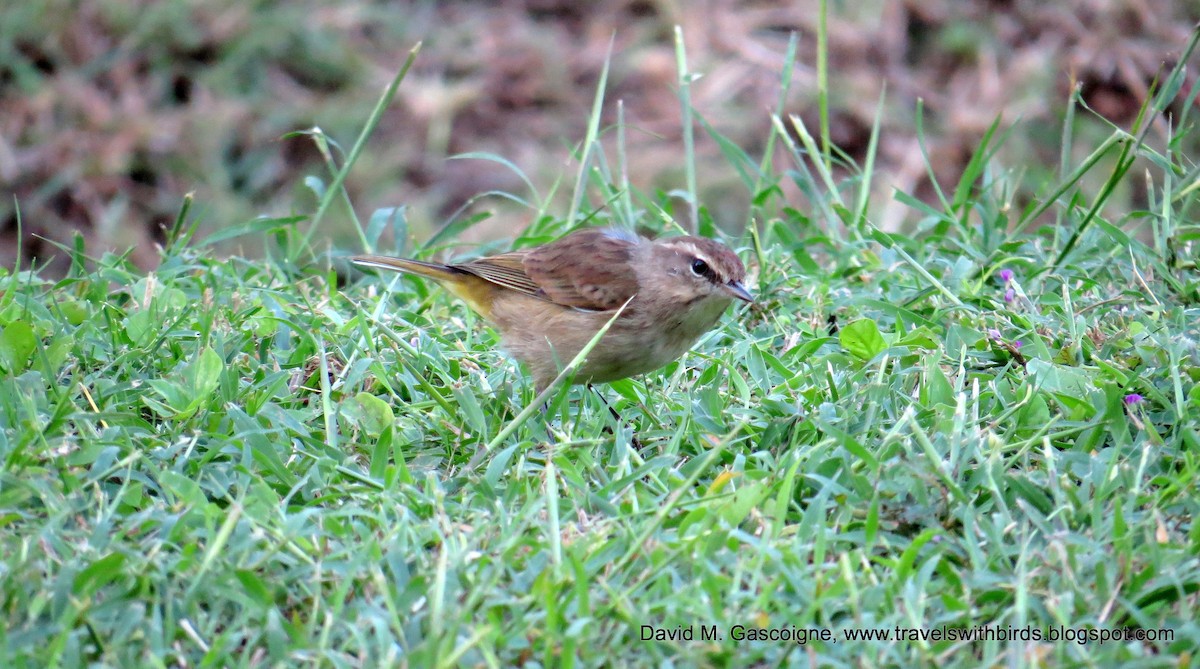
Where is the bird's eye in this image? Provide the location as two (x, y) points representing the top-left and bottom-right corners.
(690, 258), (710, 276)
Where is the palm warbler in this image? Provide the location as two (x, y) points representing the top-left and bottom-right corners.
(353, 227), (752, 391)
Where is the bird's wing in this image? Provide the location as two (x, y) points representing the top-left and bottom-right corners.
(521, 228), (640, 311)
(457, 228), (641, 311)
(456, 252), (542, 296)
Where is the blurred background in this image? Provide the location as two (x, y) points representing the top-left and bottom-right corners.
(2, 0), (1196, 274)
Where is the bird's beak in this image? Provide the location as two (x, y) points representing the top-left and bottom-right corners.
(725, 280), (754, 303)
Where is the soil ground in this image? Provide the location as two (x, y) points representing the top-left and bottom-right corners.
(2, 0), (1196, 273)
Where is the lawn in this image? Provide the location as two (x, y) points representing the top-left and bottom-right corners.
(2, 25), (1199, 669)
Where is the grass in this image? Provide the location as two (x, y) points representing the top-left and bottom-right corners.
(2, 22), (1200, 669)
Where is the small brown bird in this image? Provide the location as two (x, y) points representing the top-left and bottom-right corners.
(352, 227), (752, 391)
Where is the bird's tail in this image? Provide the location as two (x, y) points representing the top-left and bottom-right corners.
(350, 255), (464, 282)
(352, 254), (496, 317)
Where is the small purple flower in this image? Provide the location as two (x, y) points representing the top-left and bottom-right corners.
(1004, 287), (1015, 304)
(998, 269), (1014, 284)
(1012, 340), (1022, 349)
(1123, 393), (1144, 406)
(988, 329), (1002, 341)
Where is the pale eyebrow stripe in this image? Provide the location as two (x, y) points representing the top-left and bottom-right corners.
(672, 242), (706, 259)
(668, 242), (728, 281)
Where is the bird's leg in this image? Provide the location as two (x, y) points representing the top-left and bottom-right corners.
(588, 383), (623, 422)
(590, 384), (644, 449)
(533, 379), (557, 422)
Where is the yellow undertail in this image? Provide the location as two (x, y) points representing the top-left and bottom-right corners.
(351, 254), (496, 319)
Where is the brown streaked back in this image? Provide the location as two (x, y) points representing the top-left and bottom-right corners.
(521, 228), (642, 310)
(353, 227), (648, 315)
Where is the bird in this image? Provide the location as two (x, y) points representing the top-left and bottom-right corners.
(352, 227), (752, 392)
